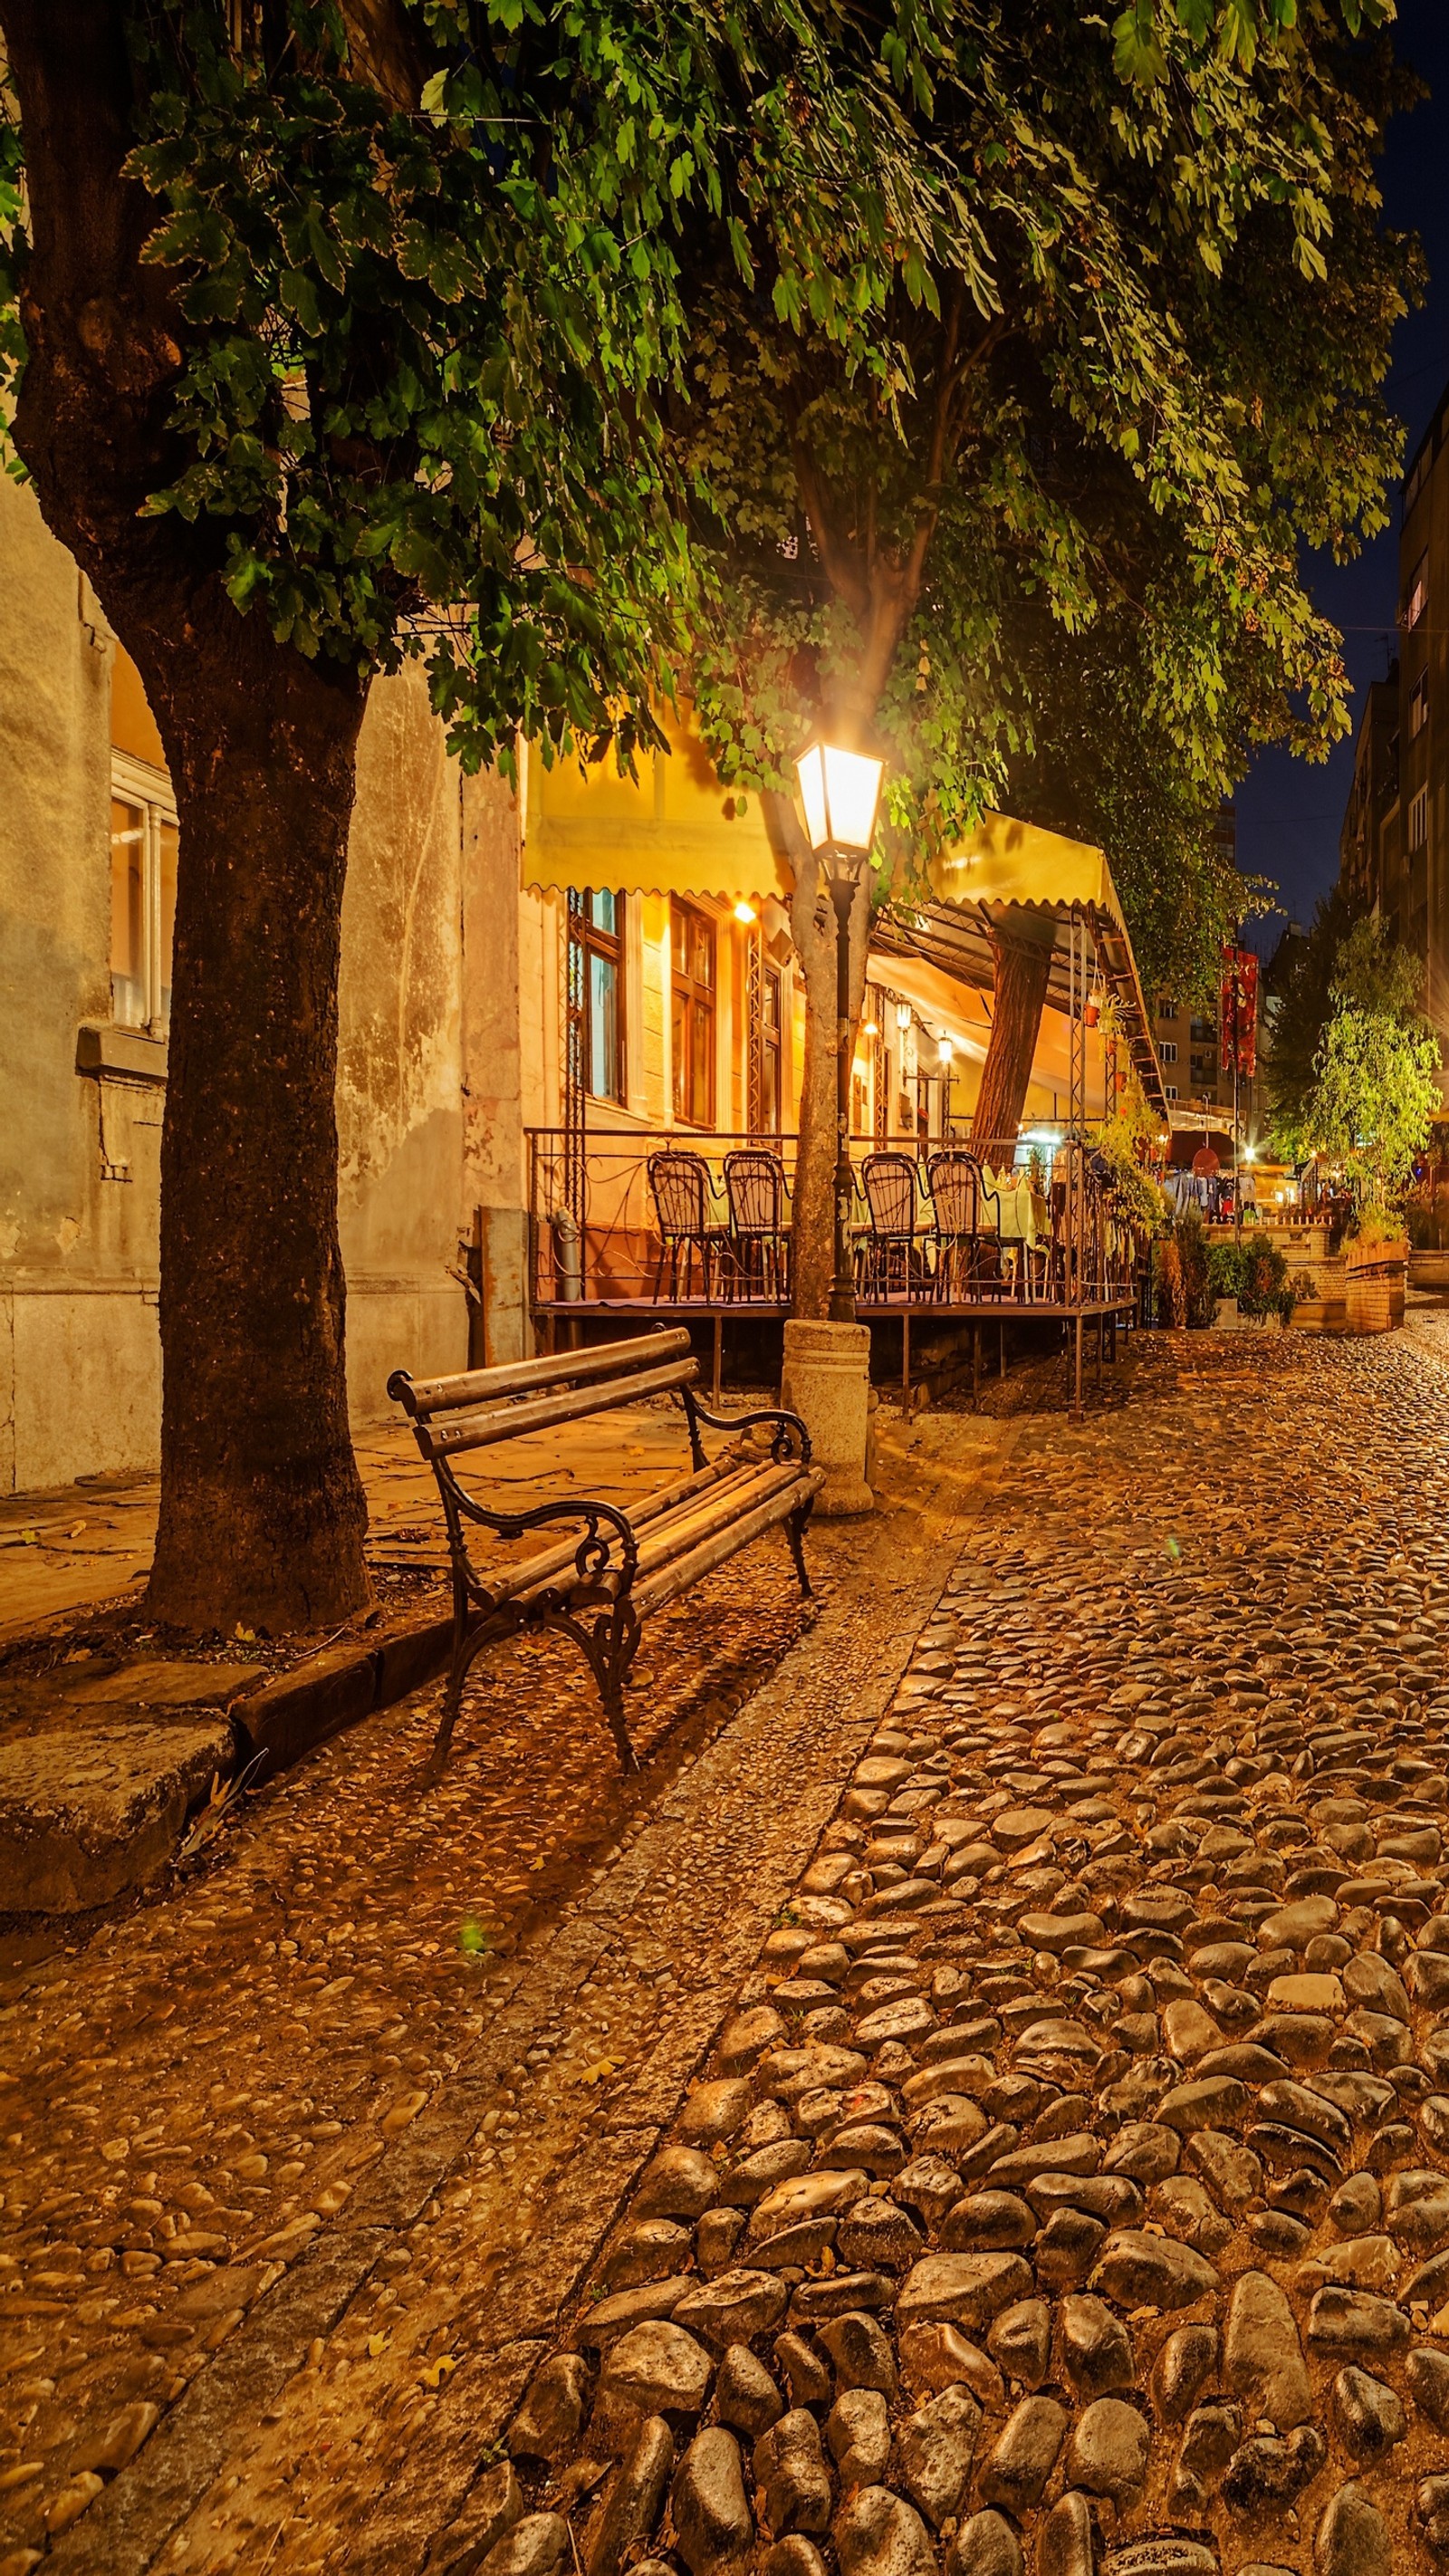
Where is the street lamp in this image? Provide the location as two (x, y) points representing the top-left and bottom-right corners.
(795, 734), (887, 1322)
(938, 1033), (955, 1135)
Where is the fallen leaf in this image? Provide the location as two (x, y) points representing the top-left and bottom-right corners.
(367, 2331), (390, 2358)
(580, 2058), (619, 2086)
(420, 2355), (456, 2389)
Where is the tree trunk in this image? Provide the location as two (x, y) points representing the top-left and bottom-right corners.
(972, 913), (1057, 1149)
(768, 797), (873, 1321)
(1, 0), (372, 1633)
(144, 621), (371, 1630)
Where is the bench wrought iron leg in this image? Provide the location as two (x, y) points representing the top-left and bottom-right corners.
(428, 1585), (500, 1780)
(587, 1600), (642, 1772)
(784, 1499), (814, 1600)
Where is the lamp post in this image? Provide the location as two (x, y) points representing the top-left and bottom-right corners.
(794, 735), (887, 1322)
(938, 1033), (955, 1137)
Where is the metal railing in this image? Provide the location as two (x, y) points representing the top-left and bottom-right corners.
(525, 1128), (1143, 1316)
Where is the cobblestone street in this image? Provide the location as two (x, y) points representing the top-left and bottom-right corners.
(11, 1330), (1449, 2574)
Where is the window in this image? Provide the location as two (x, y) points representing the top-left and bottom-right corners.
(110, 754), (178, 1033)
(1156, 997), (1178, 1021)
(760, 964), (783, 1132)
(1412, 672), (1430, 740)
(671, 900), (716, 1124)
(1410, 786), (1429, 853)
(580, 890), (626, 1101)
(1189, 1016), (1214, 1043)
(1165, 1084), (1178, 1102)
(1159, 1040), (1178, 1064)
(1407, 552), (1429, 630)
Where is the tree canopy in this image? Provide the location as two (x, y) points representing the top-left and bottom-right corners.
(1271, 912), (1442, 1192)
(677, 0), (1419, 1001)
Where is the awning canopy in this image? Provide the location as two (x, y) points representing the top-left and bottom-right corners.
(873, 816), (1167, 1119)
(522, 712), (1166, 1114)
(520, 707), (793, 901)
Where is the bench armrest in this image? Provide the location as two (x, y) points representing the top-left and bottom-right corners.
(442, 1485), (639, 1585)
(685, 1400), (813, 1469)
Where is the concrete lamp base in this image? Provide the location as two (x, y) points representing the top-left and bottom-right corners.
(782, 1317), (874, 1517)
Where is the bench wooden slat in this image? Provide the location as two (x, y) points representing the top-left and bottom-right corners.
(631, 1472), (822, 1620)
(627, 1461), (804, 1585)
(478, 1456), (759, 1608)
(421, 1359), (698, 1458)
(396, 1328), (693, 1420)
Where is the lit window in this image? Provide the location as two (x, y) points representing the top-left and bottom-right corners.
(1412, 672), (1430, 739)
(584, 890), (626, 1102)
(1411, 786), (1429, 853)
(110, 754), (177, 1033)
(671, 900), (716, 1126)
(1407, 553), (1429, 630)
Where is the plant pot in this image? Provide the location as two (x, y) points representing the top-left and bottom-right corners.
(1345, 1236), (1407, 1273)
(1344, 1273), (1392, 1335)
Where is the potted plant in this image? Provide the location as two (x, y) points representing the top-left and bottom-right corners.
(1344, 1205), (1408, 1333)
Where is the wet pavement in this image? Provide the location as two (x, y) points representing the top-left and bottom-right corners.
(8, 1327), (1449, 2574)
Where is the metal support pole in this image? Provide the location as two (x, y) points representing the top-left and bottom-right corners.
(828, 873), (858, 1325)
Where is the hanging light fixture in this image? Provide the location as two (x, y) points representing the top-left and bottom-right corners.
(733, 899), (758, 926)
(895, 1001), (912, 1035)
(794, 737), (886, 871)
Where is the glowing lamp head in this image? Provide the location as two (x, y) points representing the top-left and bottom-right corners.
(938, 1035), (955, 1067)
(794, 735), (886, 873)
(895, 1002), (912, 1035)
(733, 899), (758, 926)
(862, 1016), (879, 1038)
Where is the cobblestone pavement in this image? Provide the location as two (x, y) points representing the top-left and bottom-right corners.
(0, 1408), (1006, 2576)
(16, 1325), (1449, 2576)
(419, 1329), (1449, 2576)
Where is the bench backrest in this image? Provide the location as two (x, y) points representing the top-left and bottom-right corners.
(389, 1328), (698, 1462)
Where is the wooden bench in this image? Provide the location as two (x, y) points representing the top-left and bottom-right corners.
(388, 1327), (822, 1773)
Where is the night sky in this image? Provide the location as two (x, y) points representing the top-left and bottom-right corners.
(1235, 0), (1449, 955)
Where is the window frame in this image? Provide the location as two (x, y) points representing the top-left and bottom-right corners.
(579, 889), (627, 1104)
(1411, 671), (1430, 740)
(670, 898), (717, 1127)
(110, 748), (178, 1038)
(1159, 1040), (1178, 1065)
(1410, 785), (1430, 853)
(1407, 553), (1429, 630)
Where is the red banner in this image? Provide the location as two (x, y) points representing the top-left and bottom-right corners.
(1219, 945), (1258, 1079)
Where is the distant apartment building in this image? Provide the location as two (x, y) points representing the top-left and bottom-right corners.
(1340, 670), (1400, 921)
(1339, 378), (1449, 1072)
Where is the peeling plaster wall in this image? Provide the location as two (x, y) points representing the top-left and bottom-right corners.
(0, 470), (467, 1493)
(337, 664), (467, 1419)
(0, 472), (163, 1490)
(461, 765), (540, 1366)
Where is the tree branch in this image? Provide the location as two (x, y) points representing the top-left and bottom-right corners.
(791, 434), (870, 624)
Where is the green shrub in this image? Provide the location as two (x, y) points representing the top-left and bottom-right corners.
(1175, 1206), (1214, 1328)
(1207, 1236), (1299, 1322)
